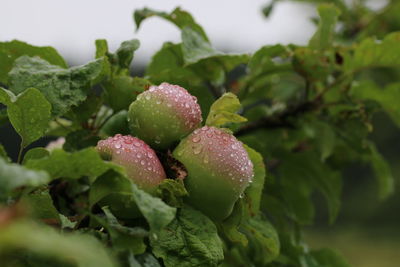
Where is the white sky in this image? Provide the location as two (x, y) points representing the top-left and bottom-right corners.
(0, 0), (316, 66)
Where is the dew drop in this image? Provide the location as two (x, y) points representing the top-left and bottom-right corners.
(193, 146), (202, 155)
(133, 141), (141, 147)
(147, 152), (153, 158)
(140, 160), (146, 165)
(145, 95), (151, 100)
(192, 136), (201, 143)
(115, 143), (122, 149)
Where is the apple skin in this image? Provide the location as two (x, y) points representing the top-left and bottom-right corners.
(173, 126), (254, 220)
(96, 134), (167, 218)
(96, 134), (166, 191)
(128, 82), (202, 150)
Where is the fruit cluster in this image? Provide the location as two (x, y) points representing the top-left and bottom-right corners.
(97, 82), (254, 220)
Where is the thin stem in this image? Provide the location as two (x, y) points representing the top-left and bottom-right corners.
(17, 140), (24, 163)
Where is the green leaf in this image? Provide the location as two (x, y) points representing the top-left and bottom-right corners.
(0, 40), (67, 85)
(115, 39), (140, 69)
(0, 220), (117, 267)
(0, 143), (10, 162)
(241, 44), (292, 98)
(135, 253), (162, 267)
(9, 56), (107, 116)
(103, 76), (149, 112)
(220, 199), (248, 246)
(150, 206), (224, 267)
(96, 38), (147, 112)
(181, 28), (249, 74)
(345, 32), (400, 72)
(181, 27), (219, 65)
(0, 87), (51, 147)
(303, 120), (336, 161)
(351, 81), (400, 127)
(278, 151), (341, 224)
(156, 179), (188, 207)
(206, 93), (247, 127)
(67, 93), (103, 124)
(309, 4), (341, 50)
(134, 7), (209, 42)
(131, 183), (176, 232)
(63, 129), (101, 152)
(100, 110), (130, 137)
(90, 170), (176, 231)
(293, 47), (335, 81)
(95, 39), (109, 59)
(25, 148), (114, 181)
(0, 157), (50, 200)
(93, 207), (148, 254)
(262, 0), (279, 18)
(311, 248), (351, 267)
(59, 214), (77, 229)
(367, 143), (394, 200)
(20, 188), (60, 223)
(89, 169), (133, 207)
(22, 147), (49, 165)
(248, 44), (290, 74)
(243, 145), (266, 216)
(240, 217), (280, 265)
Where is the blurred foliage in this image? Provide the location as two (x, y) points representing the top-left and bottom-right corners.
(0, 1), (399, 266)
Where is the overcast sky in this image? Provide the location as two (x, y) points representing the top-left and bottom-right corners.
(0, 0), (316, 66)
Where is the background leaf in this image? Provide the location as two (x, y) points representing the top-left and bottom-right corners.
(134, 7), (209, 42)
(0, 157), (50, 201)
(0, 220), (117, 267)
(0, 40), (67, 85)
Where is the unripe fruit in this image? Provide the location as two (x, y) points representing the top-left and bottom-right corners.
(128, 82), (202, 149)
(96, 134), (166, 192)
(173, 126), (254, 220)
